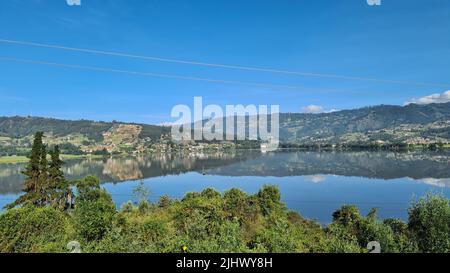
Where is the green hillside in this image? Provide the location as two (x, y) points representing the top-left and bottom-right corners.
(0, 116), (168, 140)
(0, 102), (449, 157)
(279, 102), (450, 144)
(278, 102), (450, 145)
(0, 116), (170, 156)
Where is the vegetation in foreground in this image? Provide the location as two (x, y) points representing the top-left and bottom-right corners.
(1, 177), (449, 253)
(0, 132), (449, 253)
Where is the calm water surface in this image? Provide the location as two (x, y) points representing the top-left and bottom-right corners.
(1, 150), (449, 223)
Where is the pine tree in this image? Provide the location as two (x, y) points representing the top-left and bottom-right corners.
(5, 132), (45, 209)
(48, 145), (73, 210)
(5, 132), (75, 210)
(38, 144), (49, 206)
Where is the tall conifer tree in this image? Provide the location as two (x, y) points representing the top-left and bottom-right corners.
(48, 145), (73, 210)
(5, 132), (45, 209)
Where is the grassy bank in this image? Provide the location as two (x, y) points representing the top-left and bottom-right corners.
(0, 156), (29, 164)
(1, 177), (449, 253)
(0, 154), (105, 164)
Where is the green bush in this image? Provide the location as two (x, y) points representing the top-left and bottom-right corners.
(356, 216), (397, 253)
(158, 195), (171, 208)
(2, 178), (449, 254)
(323, 224), (363, 253)
(383, 218), (418, 252)
(200, 188), (222, 199)
(141, 218), (168, 242)
(120, 201), (134, 213)
(138, 200), (152, 214)
(408, 193), (450, 252)
(0, 205), (69, 253)
(223, 188), (252, 220)
(330, 207), (406, 253)
(252, 218), (298, 253)
(257, 185), (282, 216)
(73, 176), (116, 241)
(332, 205), (362, 228)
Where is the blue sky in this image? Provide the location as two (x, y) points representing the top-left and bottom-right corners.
(0, 0), (449, 124)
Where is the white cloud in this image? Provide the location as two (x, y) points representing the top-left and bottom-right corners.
(305, 175), (326, 183)
(405, 90), (450, 105)
(302, 105), (324, 113)
(420, 178), (450, 188)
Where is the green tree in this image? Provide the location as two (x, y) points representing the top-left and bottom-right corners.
(383, 218), (418, 252)
(332, 205), (362, 228)
(38, 144), (49, 206)
(48, 145), (73, 210)
(133, 180), (151, 214)
(257, 185), (282, 216)
(158, 195), (171, 208)
(223, 188), (248, 219)
(5, 132), (46, 209)
(331, 206), (401, 253)
(5, 135), (73, 210)
(73, 176), (116, 241)
(133, 180), (150, 202)
(408, 193), (450, 252)
(0, 205), (69, 253)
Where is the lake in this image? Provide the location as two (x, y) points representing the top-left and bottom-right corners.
(1, 150), (449, 223)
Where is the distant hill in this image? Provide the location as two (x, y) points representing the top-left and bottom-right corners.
(0, 116), (170, 156)
(0, 116), (168, 141)
(192, 102), (450, 145)
(278, 102), (450, 144)
(0, 102), (449, 156)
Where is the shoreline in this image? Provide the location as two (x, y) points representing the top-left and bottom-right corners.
(0, 154), (106, 164)
(1, 146), (449, 164)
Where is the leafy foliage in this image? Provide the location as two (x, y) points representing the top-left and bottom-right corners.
(329, 206), (420, 253)
(0, 183), (449, 253)
(0, 205), (69, 253)
(73, 176), (117, 242)
(408, 193), (450, 252)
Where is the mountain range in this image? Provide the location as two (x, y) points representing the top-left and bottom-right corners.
(0, 102), (449, 156)
(278, 102), (450, 145)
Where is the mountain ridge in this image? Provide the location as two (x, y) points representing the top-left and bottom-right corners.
(0, 102), (449, 156)
(277, 102), (450, 144)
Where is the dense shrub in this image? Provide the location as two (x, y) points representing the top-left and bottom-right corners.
(0, 205), (69, 253)
(1, 180), (449, 253)
(252, 217), (298, 252)
(408, 193), (450, 252)
(201, 188), (222, 199)
(383, 218), (418, 252)
(330, 206), (414, 253)
(73, 176), (116, 241)
(257, 185), (283, 216)
(158, 195), (172, 208)
(323, 224), (363, 253)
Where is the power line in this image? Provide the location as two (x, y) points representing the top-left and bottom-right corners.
(0, 56), (344, 92)
(0, 38), (448, 88)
